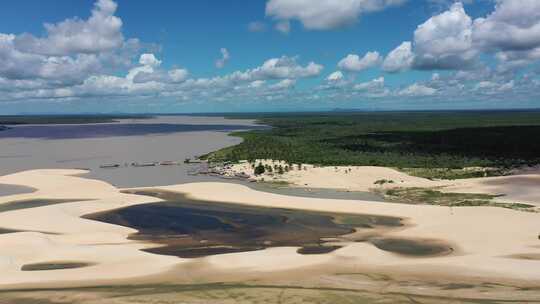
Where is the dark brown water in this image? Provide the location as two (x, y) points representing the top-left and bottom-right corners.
(21, 262), (93, 271)
(84, 190), (405, 258)
(0, 199), (84, 213)
(370, 238), (454, 256)
(84, 190), (455, 259)
(0, 228), (23, 234)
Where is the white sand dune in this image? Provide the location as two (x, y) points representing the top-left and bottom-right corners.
(161, 182), (540, 282)
(225, 161), (540, 206)
(0, 169), (538, 290)
(444, 173), (540, 205)
(0, 170), (181, 288)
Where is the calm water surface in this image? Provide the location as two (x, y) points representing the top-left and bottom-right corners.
(0, 116), (264, 187)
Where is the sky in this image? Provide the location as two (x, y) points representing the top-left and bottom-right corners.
(0, 0), (540, 113)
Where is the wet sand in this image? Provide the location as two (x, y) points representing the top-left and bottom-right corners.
(244, 182), (388, 201)
(0, 184), (34, 197)
(0, 198), (84, 213)
(1, 282), (522, 304)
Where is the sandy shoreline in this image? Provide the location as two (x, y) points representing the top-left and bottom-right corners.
(0, 168), (538, 301)
(220, 160), (540, 206)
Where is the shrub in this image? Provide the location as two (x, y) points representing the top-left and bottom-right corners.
(254, 163), (266, 175)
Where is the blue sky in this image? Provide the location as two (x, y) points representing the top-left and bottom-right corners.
(0, 0), (539, 113)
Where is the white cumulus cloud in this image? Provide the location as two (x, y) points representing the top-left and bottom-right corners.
(275, 20), (291, 34)
(383, 41), (415, 72)
(326, 71), (344, 82)
(13, 0), (124, 56)
(265, 0), (405, 30)
(338, 51), (382, 72)
(354, 76), (385, 90)
(473, 0), (540, 52)
(413, 2), (477, 70)
(215, 48), (230, 69)
(399, 83), (437, 96)
(139, 53), (161, 67)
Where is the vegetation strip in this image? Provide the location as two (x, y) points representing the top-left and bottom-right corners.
(206, 111), (540, 179)
(378, 187), (536, 211)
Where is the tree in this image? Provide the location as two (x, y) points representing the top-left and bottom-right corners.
(277, 165), (284, 174)
(254, 163), (265, 175)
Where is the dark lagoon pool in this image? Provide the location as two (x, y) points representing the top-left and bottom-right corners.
(84, 190), (453, 258)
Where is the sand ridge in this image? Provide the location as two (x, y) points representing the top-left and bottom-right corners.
(0, 169), (181, 288)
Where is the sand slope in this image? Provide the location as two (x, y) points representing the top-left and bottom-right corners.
(161, 182), (540, 282)
(0, 170), (181, 288)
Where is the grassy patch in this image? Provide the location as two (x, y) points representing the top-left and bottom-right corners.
(400, 167), (508, 180)
(381, 187), (536, 211)
(260, 180), (291, 188)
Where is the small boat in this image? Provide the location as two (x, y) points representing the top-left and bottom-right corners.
(132, 162), (157, 167)
(100, 164), (120, 169)
(159, 161), (177, 166)
(234, 173), (250, 179)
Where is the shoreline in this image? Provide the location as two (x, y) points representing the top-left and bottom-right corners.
(0, 115), (263, 188)
(207, 159), (540, 207)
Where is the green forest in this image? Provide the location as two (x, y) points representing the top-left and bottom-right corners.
(205, 110), (540, 179)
